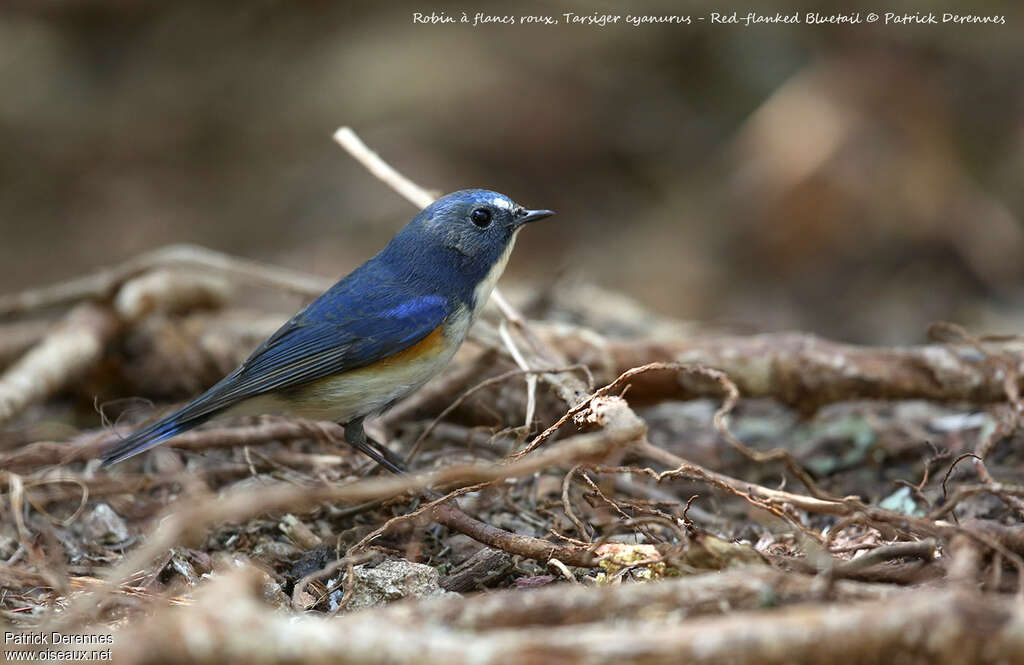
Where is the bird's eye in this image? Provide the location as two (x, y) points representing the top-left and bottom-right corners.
(470, 208), (492, 228)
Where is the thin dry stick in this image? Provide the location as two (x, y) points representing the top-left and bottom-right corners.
(510, 362), (703, 461)
(8, 473), (30, 544)
(697, 365), (832, 500)
(406, 365), (589, 464)
(0, 302), (120, 425)
(0, 244), (329, 318)
(499, 320), (538, 428)
(22, 476), (90, 527)
(546, 557), (578, 584)
(931, 322), (1024, 519)
(291, 551), (375, 612)
(638, 438), (1024, 559)
(561, 464), (591, 542)
(634, 442), (851, 517)
(832, 540), (936, 575)
(332, 127), (436, 209)
(347, 482), (491, 556)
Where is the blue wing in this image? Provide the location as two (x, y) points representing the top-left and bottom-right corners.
(228, 290), (449, 397)
(100, 270), (450, 465)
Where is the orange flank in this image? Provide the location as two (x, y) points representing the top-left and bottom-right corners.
(376, 325), (447, 366)
(241, 322), (455, 423)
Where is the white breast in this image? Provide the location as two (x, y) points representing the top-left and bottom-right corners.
(471, 227), (521, 318)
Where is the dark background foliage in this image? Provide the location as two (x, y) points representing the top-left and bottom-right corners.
(2, 0), (1022, 342)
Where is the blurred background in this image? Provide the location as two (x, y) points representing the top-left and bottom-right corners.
(1, 0), (1022, 344)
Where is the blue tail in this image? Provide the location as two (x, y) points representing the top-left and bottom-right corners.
(99, 409), (210, 466)
(100, 368), (247, 465)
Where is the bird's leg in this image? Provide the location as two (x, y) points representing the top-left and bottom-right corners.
(343, 418), (407, 474)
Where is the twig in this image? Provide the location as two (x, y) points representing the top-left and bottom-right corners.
(546, 558), (578, 583)
(0, 244), (328, 318)
(832, 539), (936, 575)
(561, 464), (591, 542)
(347, 482), (491, 556)
(332, 127), (436, 209)
(0, 303), (120, 425)
(291, 552), (375, 612)
(113, 269), (232, 322)
(433, 500), (596, 567)
(0, 319), (51, 369)
(697, 365), (831, 500)
(498, 320), (538, 428)
(509, 362), (682, 461)
(405, 365), (589, 464)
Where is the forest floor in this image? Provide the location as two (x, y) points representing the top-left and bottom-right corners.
(3, 136), (1024, 664)
(2, 250), (1024, 664)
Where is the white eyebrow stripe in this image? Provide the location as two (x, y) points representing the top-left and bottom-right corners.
(488, 197), (513, 210)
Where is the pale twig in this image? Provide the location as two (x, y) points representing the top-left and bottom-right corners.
(332, 127), (437, 209)
(8, 473), (30, 544)
(546, 558), (579, 584)
(0, 244), (328, 317)
(510, 362), (693, 461)
(489, 290), (522, 324)
(0, 303), (119, 426)
(561, 464), (591, 542)
(291, 551), (375, 612)
(499, 320), (537, 428)
(22, 476), (90, 528)
(0, 319), (51, 369)
(405, 364), (590, 465)
(113, 269), (232, 322)
(348, 482), (490, 556)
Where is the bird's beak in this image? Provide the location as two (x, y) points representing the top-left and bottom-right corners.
(516, 208), (555, 226)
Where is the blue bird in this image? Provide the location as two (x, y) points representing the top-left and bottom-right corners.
(100, 190), (554, 472)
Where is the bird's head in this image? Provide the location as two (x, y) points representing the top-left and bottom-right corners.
(387, 189), (554, 297)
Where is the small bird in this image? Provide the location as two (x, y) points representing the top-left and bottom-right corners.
(100, 190), (554, 472)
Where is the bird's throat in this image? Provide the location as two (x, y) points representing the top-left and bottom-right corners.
(471, 229), (520, 316)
